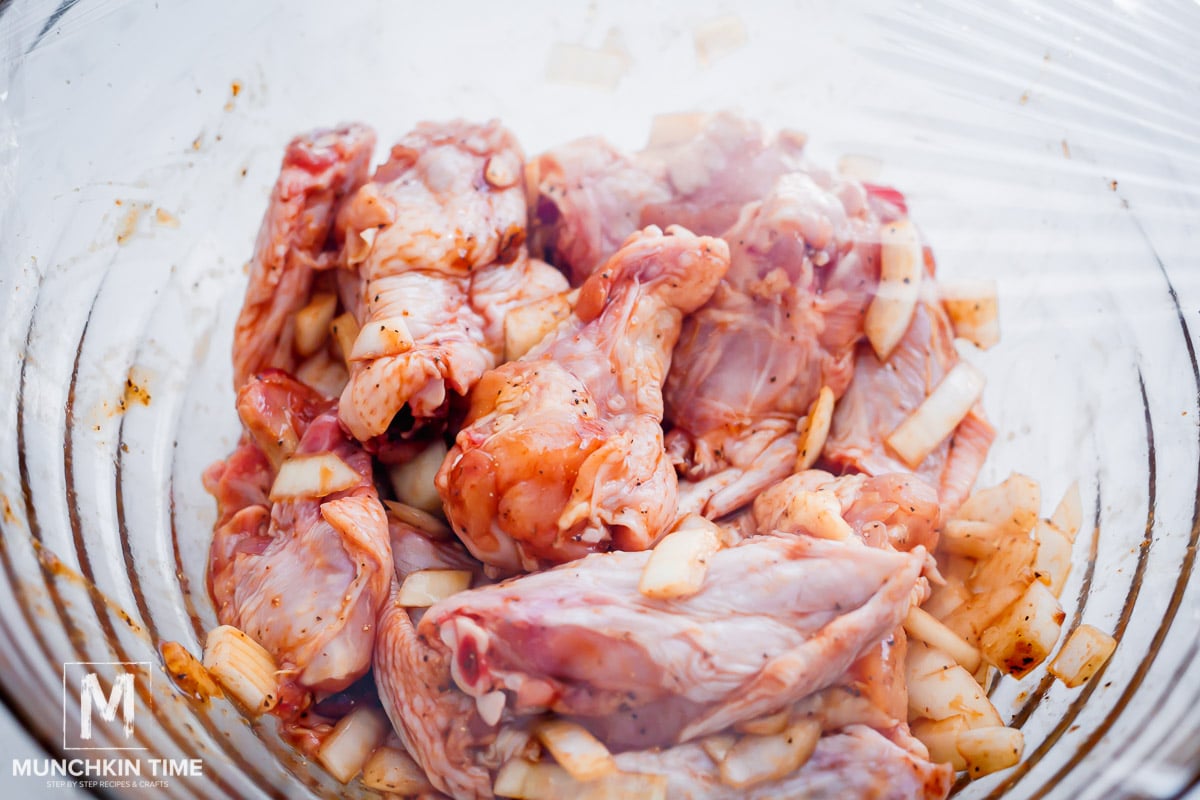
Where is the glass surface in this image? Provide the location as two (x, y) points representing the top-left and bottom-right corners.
(0, 0), (1197, 797)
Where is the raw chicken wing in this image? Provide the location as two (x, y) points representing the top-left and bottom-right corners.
(337, 120), (567, 444)
(209, 404), (391, 692)
(436, 226), (729, 572)
(232, 125), (376, 389)
(420, 534), (923, 745)
(824, 291), (995, 512)
(527, 113), (807, 283)
(665, 169), (902, 518)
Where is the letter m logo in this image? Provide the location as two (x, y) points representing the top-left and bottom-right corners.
(63, 662), (150, 751)
(81, 672), (134, 740)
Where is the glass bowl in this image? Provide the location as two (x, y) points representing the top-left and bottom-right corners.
(1, 0), (1197, 797)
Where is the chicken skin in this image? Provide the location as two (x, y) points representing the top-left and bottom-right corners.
(436, 226), (729, 572)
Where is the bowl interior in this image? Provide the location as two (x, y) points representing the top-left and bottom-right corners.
(1, 1), (1198, 797)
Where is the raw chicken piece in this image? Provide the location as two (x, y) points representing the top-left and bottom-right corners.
(436, 226), (730, 572)
(375, 526), (526, 800)
(420, 534), (923, 745)
(527, 137), (670, 286)
(665, 168), (903, 518)
(337, 120), (567, 444)
(530, 114), (908, 519)
(612, 724), (952, 800)
(638, 112), (809, 238)
(232, 124), (376, 389)
(527, 113), (807, 284)
(235, 369), (331, 467)
(824, 291), (995, 513)
(209, 408), (392, 692)
(753, 469), (936, 748)
(203, 436), (271, 532)
(753, 469), (941, 554)
(374, 588), (495, 800)
(206, 371), (330, 606)
(389, 516), (484, 581)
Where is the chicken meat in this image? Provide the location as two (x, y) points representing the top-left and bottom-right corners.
(435, 225), (729, 573)
(527, 112), (806, 283)
(336, 120), (567, 446)
(419, 534), (923, 746)
(824, 290), (996, 513)
(207, 375), (392, 692)
(232, 125), (376, 390)
(374, 523), (527, 800)
(753, 468), (941, 555)
(613, 724), (953, 800)
(664, 169), (904, 518)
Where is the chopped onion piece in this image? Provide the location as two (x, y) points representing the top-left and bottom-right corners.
(718, 720), (821, 789)
(330, 312), (361, 366)
(344, 225), (377, 266)
(360, 745), (432, 794)
(268, 453), (360, 502)
(389, 440), (449, 514)
(646, 112), (712, 148)
(904, 607), (982, 673)
(939, 519), (1003, 559)
(1032, 519), (1073, 597)
(639, 517), (721, 600)
(910, 716), (968, 771)
(535, 719), (618, 782)
(905, 641), (1003, 729)
(396, 569), (473, 607)
(735, 708), (791, 736)
(1051, 480), (1083, 541)
(383, 499), (453, 540)
(953, 473), (1041, 537)
(956, 727), (1023, 779)
(493, 759), (666, 800)
(940, 280), (1000, 350)
(973, 661), (995, 687)
(940, 580), (1026, 648)
(795, 386), (835, 471)
(545, 44), (626, 90)
(886, 361), (985, 468)
(1049, 624), (1116, 688)
(836, 153), (883, 182)
(968, 530), (1038, 597)
(693, 15), (748, 66)
(294, 292), (338, 357)
(295, 349), (349, 398)
(700, 733), (737, 764)
(783, 489), (854, 542)
(317, 706), (389, 784)
(923, 577), (970, 620)
(202, 625), (279, 714)
(504, 292), (573, 361)
(979, 580), (1064, 678)
(351, 316), (414, 361)
(477, 690), (507, 727)
(864, 218), (923, 361)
